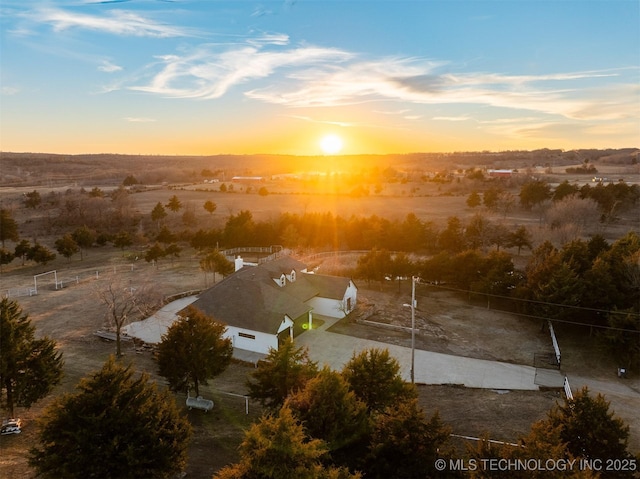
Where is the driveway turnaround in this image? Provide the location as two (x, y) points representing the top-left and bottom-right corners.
(296, 318), (541, 391)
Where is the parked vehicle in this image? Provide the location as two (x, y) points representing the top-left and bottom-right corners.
(1, 418), (22, 435)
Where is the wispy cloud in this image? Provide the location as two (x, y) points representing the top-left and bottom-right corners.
(128, 41), (353, 99)
(1, 86), (20, 95)
(124, 117), (156, 122)
(433, 116), (470, 121)
(29, 7), (196, 37)
(98, 60), (123, 72)
(247, 60), (637, 121)
(105, 25), (638, 124)
(287, 115), (354, 127)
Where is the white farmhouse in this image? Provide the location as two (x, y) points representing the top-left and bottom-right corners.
(189, 256), (357, 355)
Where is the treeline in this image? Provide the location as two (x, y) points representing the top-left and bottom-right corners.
(352, 232), (640, 371)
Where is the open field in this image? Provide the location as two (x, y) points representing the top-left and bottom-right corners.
(1, 248), (638, 478)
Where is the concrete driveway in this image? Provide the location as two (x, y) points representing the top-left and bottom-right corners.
(295, 316), (544, 390)
(126, 300), (553, 391)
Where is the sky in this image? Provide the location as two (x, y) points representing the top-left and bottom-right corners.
(1, 0), (639, 156)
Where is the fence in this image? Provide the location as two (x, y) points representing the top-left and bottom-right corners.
(221, 246), (291, 266)
(548, 320), (561, 368)
(563, 376), (574, 400)
(4, 287), (36, 298)
(4, 264), (137, 299)
(450, 434), (521, 448)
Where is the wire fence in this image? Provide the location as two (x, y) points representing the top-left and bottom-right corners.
(3, 263), (138, 299)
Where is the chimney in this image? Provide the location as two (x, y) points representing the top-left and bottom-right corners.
(235, 255), (244, 272)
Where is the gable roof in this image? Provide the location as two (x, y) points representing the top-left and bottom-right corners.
(304, 273), (354, 300)
(189, 256), (352, 335)
(190, 264), (310, 334)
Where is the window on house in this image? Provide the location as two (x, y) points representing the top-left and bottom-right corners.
(238, 332), (256, 340)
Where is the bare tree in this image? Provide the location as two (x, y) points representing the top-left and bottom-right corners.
(546, 195), (600, 232)
(95, 276), (162, 357)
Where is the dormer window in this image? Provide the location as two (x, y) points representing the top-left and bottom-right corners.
(289, 270), (296, 282)
(279, 274), (286, 287)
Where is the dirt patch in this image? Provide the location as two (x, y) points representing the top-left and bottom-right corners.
(331, 285), (549, 366)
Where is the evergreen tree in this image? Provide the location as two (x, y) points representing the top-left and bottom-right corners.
(203, 200), (217, 215)
(519, 180), (552, 210)
(157, 306), (233, 397)
(286, 367), (369, 453)
(0, 298), (63, 417)
(341, 348), (415, 413)
(366, 400), (453, 479)
(24, 190), (42, 209)
(14, 239), (31, 265)
(151, 202), (167, 228)
(199, 249), (234, 286)
(29, 357), (191, 479)
(112, 230), (133, 252)
(166, 195), (182, 213)
(547, 387), (634, 473)
(27, 243), (56, 265)
(54, 233), (79, 261)
(215, 406), (360, 479)
(0, 208), (19, 247)
(71, 225), (96, 260)
(247, 338), (318, 410)
(467, 191), (482, 208)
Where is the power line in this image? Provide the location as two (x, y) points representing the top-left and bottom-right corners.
(417, 281), (640, 318)
(414, 284), (640, 335)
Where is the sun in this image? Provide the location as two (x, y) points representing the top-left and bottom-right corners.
(319, 134), (343, 155)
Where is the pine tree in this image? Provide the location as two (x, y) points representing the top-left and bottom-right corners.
(247, 338), (318, 410)
(29, 357), (191, 479)
(157, 306), (233, 396)
(0, 298), (63, 417)
(215, 406), (360, 479)
(341, 348), (415, 413)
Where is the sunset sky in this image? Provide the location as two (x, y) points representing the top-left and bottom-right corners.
(1, 1), (638, 156)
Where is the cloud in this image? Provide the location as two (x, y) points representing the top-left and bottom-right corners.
(98, 60), (123, 72)
(1, 86), (20, 95)
(248, 60), (639, 122)
(29, 7), (195, 37)
(114, 26), (637, 124)
(432, 116), (469, 121)
(247, 32), (290, 47)
(287, 115), (354, 127)
(124, 117), (156, 122)
(128, 42), (353, 99)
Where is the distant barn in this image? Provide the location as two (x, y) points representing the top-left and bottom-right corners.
(487, 169), (513, 178)
(231, 176), (266, 183)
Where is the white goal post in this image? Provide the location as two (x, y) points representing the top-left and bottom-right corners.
(33, 270), (58, 295)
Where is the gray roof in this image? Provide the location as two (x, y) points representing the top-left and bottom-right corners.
(190, 256), (350, 335)
(304, 273), (354, 300)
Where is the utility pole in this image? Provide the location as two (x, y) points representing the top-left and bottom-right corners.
(403, 276), (418, 384)
(410, 276), (416, 383)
